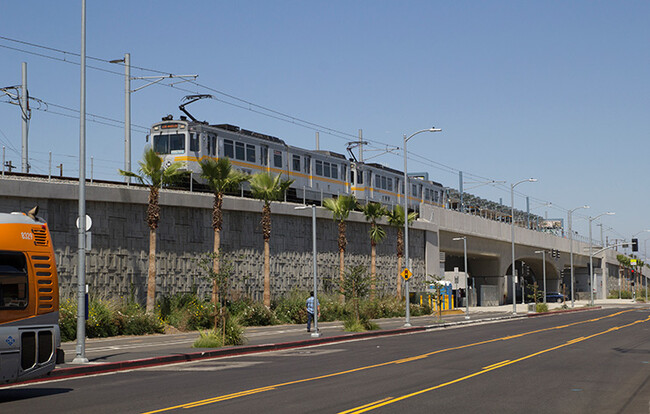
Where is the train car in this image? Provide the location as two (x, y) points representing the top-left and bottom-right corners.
(149, 116), (350, 201)
(0, 208), (63, 384)
(350, 163), (446, 211)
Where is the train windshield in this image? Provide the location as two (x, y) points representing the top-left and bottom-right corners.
(153, 133), (185, 155)
(0, 251), (28, 310)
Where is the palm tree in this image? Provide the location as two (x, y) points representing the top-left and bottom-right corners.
(199, 157), (249, 326)
(361, 202), (387, 299)
(249, 172), (294, 307)
(386, 205), (418, 298)
(119, 147), (186, 313)
(323, 195), (358, 302)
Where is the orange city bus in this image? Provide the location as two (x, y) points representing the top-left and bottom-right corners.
(0, 209), (63, 384)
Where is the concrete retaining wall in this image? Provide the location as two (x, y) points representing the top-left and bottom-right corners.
(0, 177), (426, 303)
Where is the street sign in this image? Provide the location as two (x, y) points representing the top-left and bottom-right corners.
(401, 268), (412, 281)
(631, 259), (637, 266)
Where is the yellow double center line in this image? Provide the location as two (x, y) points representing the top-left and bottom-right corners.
(342, 313), (650, 413)
(142, 310), (634, 413)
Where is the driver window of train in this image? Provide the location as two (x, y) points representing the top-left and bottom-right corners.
(292, 155), (301, 171)
(153, 134), (169, 154)
(169, 134), (185, 154)
(0, 251), (28, 309)
(357, 169), (363, 184)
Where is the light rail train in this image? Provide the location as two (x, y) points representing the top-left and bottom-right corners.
(149, 113), (446, 211)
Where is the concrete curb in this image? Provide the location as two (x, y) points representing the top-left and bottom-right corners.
(8, 307), (599, 386)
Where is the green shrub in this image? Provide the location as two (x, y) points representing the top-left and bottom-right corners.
(272, 290), (309, 324)
(193, 315), (245, 348)
(536, 303), (549, 313)
(343, 315), (379, 332)
(609, 290), (633, 299)
(238, 301), (279, 326)
(60, 297), (165, 341)
(193, 329), (223, 348)
(86, 298), (119, 338)
(59, 298), (78, 342)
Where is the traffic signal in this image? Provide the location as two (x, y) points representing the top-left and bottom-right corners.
(632, 238), (639, 252)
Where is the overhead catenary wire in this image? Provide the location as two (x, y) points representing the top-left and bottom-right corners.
(0, 35), (563, 216)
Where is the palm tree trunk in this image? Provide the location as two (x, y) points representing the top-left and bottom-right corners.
(264, 239), (270, 307)
(262, 203), (272, 308)
(371, 243), (376, 300)
(213, 228), (221, 329)
(397, 256), (403, 298)
(338, 220), (346, 304)
(146, 228), (157, 313)
(339, 249), (345, 304)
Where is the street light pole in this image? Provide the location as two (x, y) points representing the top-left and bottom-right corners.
(534, 250), (547, 303)
(588, 212), (615, 306)
(568, 205), (589, 308)
(403, 127), (441, 327)
(511, 178), (537, 314)
(453, 236), (470, 320)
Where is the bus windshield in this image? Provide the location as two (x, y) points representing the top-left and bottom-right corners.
(153, 133), (185, 155)
(0, 251), (28, 310)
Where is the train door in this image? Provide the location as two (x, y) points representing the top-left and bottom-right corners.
(261, 145), (269, 172)
(304, 155), (312, 187)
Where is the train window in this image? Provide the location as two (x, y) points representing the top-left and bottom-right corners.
(153, 134), (169, 154)
(323, 162), (331, 178)
(367, 171), (372, 185)
(235, 142), (245, 160)
(315, 160), (323, 176)
(340, 165), (346, 181)
(412, 184), (418, 197)
(273, 150), (283, 168)
(169, 134), (185, 154)
(387, 178), (392, 192)
(190, 133), (199, 152)
(261, 147), (268, 166)
(350, 170), (355, 184)
(331, 164), (338, 179)
(0, 251), (28, 309)
(357, 170), (363, 184)
(224, 139), (234, 158)
(381, 176), (387, 190)
(246, 144), (256, 163)
(292, 155), (301, 171)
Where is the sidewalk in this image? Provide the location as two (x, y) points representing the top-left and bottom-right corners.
(42, 299), (640, 382)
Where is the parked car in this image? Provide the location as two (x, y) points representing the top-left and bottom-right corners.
(546, 292), (568, 303)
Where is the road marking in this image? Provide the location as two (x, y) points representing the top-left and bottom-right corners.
(341, 314), (650, 413)
(145, 360), (265, 372)
(338, 398), (393, 414)
(141, 309), (635, 413)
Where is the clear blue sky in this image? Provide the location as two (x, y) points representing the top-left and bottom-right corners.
(1, 1), (648, 249)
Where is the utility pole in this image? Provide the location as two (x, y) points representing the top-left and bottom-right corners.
(21, 62), (30, 173)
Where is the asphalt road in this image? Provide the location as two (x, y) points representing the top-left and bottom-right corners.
(2, 308), (650, 413)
